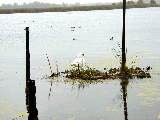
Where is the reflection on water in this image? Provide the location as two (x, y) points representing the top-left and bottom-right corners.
(26, 80), (38, 120)
(120, 79), (129, 120)
(63, 78), (105, 90)
(48, 79), (53, 100)
(136, 78), (160, 106)
(47, 74), (160, 120)
(50, 77), (130, 120)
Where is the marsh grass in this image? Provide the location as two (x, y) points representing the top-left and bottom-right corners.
(65, 65), (151, 80)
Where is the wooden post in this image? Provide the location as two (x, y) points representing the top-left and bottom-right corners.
(26, 80), (38, 120)
(121, 0), (127, 72)
(25, 27), (38, 119)
(26, 27), (30, 82)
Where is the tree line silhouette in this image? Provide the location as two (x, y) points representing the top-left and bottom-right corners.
(0, 0), (159, 14)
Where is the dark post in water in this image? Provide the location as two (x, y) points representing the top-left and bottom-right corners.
(25, 27), (38, 120)
(26, 27), (30, 82)
(121, 0), (126, 72)
(26, 80), (38, 120)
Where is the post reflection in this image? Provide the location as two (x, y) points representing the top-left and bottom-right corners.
(26, 80), (38, 120)
(48, 79), (53, 100)
(120, 78), (129, 120)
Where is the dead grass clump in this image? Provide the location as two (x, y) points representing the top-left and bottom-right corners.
(65, 65), (151, 80)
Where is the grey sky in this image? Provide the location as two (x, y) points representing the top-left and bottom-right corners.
(0, 0), (123, 5)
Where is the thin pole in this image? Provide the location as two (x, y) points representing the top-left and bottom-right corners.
(26, 27), (30, 82)
(121, 0), (126, 72)
(46, 53), (53, 75)
(56, 63), (59, 75)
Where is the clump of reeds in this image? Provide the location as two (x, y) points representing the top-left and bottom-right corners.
(65, 65), (151, 80)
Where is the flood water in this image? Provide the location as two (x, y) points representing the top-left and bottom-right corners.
(0, 7), (160, 120)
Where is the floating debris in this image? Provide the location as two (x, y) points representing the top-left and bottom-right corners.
(50, 25), (53, 28)
(71, 26), (76, 29)
(50, 72), (60, 77)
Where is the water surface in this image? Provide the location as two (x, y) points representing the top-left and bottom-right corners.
(0, 7), (160, 120)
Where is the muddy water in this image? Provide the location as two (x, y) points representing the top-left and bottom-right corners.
(0, 7), (160, 120)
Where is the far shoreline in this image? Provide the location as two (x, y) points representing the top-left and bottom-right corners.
(0, 4), (160, 14)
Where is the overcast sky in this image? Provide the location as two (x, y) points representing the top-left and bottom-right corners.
(0, 0), (124, 5)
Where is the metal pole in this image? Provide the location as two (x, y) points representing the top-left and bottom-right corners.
(122, 0), (126, 72)
(26, 27), (30, 82)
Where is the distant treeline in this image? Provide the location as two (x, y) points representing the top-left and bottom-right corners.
(0, 0), (159, 14)
(0, 1), (61, 9)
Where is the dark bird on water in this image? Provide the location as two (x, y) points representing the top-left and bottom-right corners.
(146, 66), (152, 71)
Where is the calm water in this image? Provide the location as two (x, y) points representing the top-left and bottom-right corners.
(0, 7), (160, 120)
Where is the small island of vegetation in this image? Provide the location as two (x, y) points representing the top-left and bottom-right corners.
(64, 65), (151, 80)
